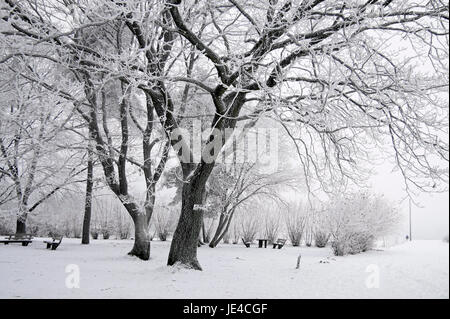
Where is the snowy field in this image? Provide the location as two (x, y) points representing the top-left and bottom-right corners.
(0, 239), (448, 299)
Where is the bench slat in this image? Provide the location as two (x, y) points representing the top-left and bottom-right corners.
(0, 240), (32, 243)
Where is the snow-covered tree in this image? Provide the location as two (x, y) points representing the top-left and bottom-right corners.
(1, 0), (448, 270)
(208, 163), (292, 247)
(0, 61), (87, 233)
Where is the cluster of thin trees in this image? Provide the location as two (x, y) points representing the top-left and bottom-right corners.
(0, 0), (448, 270)
(200, 191), (401, 257)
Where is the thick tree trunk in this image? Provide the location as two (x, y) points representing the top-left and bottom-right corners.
(128, 213), (151, 260)
(167, 183), (204, 270)
(166, 95), (245, 269)
(82, 145), (94, 245)
(16, 218), (26, 234)
(16, 204), (28, 234)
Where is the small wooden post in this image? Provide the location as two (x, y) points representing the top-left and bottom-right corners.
(296, 253), (301, 269)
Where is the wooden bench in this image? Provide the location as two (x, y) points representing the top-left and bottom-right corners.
(242, 238), (251, 248)
(44, 236), (63, 250)
(272, 238), (287, 249)
(257, 238), (269, 248)
(0, 233), (33, 246)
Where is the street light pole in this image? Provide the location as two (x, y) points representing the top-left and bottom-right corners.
(409, 198), (412, 241)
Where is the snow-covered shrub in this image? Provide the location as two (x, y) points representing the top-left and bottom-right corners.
(91, 228), (99, 240)
(300, 207), (331, 248)
(351, 232), (376, 253)
(444, 235), (449, 243)
(92, 198), (114, 239)
(285, 204), (307, 247)
(223, 231), (230, 244)
(0, 214), (14, 235)
(101, 227), (111, 239)
(264, 209), (281, 244)
(115, 207), (132, 240)
(148, 224), (156, 241)
(48, 229), (63, 238)
(32, 222), (53, 237)
(154, 207), (177, 241)
(231, 221), (241, 244)
(314, 230), (330, 248)
(28, 225), (39, 236)
(0, 223), (13, 235)
(239, 212), (259, 243)
(202, 217), (216, 243)
(156, 219), (169, 241)
(331, 236), (350, 256)
(332, 232), (375, 256)
(327, 192), (400, 256)
(304, 227), (313, 247)
(73, 223), (82, 239)
(304, 212), (315, 247)
(62, 219), (72, 237)
(117, 224), (130, 240)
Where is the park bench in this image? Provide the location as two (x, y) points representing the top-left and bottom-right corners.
(272, 238), (287, 249)
(257, 238), (269, 248)
(0, 233), (33, 246)
(44, 236), (63, 250)
(241, 238), (251, 248)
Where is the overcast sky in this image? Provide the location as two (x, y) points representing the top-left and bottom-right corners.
(370, 164), (449, 240)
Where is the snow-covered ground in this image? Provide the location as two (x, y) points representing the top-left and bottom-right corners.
(0, 239), (448, 299)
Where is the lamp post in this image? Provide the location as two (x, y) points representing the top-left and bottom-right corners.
(409, 198), (412, 242)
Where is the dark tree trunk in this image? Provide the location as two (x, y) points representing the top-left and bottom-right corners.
(167, 183), (204, 270)
(128, 213), (151, 260)
(16, 218), (26, 234)
(209, 210), (235, 248)
(209, 213), (227, 247)
(16, 204), (28, 234)
(165, 94), (246, 270)
(82, 145), (94, 245)
(202, 218), (209, 243)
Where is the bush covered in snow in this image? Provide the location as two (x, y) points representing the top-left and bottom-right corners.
(444, 235), (449, 243)
(148, 224), (156, 241)
(331, 232), (375, 256)
(222, 231), (230, 244)
(115, 206), (132, 239)
(0, 213), (14, 235)
(154, 207), (177, 241)
(314, 230), (330, 248)
(285, 204), (308, 246)
(101, 227), (111, 240)
(231, 220), (241, 244)
(91, 228), (99, 240)
(264, 208), (281, 245)
(0, 222), (13, 235)
(326, 192), (400, 256)
(239, 212), (259, 243)
(304, 214), (314, 247)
